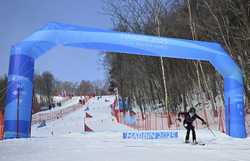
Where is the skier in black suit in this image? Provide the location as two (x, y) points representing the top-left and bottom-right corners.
(178, 107), (206, 144)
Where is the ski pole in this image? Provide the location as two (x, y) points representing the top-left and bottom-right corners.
(206, 125), (216, 138)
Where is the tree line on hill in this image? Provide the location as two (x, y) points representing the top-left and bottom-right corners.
(0, 71), (107, 113)
(104, 0), (250, 114)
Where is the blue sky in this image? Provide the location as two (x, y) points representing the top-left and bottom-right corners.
(0, 0), (112, 82)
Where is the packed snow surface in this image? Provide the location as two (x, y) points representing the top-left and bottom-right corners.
(1, 95), (250, 161)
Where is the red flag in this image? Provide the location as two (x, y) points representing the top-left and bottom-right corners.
(86, 112), (93, 118)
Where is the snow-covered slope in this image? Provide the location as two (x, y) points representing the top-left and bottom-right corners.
(84, 96), (132, 132)
(1, 130), (250, 161)
(31, 96), (82, 125)
(1, 95), (250, 161)
(31, 95), (129, 137)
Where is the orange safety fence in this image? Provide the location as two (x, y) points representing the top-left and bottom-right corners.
(110, 95), (249, 136)
(32, 104), (83, 125)
(116, 108), (231, 133)
(218, 107), (225, 133)
(110, 95), (250, 136)
(118, 112), (181, 131)
(0, 111), (3, 140)
(31, 97), (92, 125)
(111, 96), (120, 122)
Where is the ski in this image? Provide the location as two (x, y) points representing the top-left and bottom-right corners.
(192, 142), (206, 146)
(184, 141), (206, 146)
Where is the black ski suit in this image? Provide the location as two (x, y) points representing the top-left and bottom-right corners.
(178, 112), (206, 142)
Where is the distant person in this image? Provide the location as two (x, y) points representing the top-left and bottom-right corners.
(177, 107), (206, 144)
(37, 120), (46, 128)
(48, 104), (52, 110)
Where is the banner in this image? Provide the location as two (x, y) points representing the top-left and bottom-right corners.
(123, 131), (178, 139)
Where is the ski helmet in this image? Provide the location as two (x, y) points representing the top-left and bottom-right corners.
(189, 107), (196, 113)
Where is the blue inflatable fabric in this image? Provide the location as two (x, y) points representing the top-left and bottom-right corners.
(4, 22), (246, 138)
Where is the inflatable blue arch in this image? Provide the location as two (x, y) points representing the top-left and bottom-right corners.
(4, 22), (246, 138)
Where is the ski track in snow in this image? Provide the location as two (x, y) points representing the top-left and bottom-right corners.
(1, 95), (250, 161)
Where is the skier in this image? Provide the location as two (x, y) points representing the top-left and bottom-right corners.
(177, 107), (206, 144)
